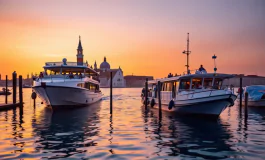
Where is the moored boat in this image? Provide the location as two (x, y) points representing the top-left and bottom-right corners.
(143, 73), (237, 117)
(32, 36), (103, 108)
(238, 85), (265, 107)
(141, 33), (237, 118)
(23, 84), (32, 88)
(0, 88), (11, 95)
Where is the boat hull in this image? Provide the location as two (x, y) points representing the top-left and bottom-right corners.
(237, 99), (265, 107)
(32, 86), (102, 108)
(147, 95), (236, 117)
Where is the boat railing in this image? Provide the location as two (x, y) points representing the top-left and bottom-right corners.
(35, 74), (100, 83)
(45, 62), (89, 67)
(182, 69), (207, 75)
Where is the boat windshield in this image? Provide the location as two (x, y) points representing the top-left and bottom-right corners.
(191, 78), (203, 89)
(179, 79), (191, 90)
(213, 78), (223, 89)
(203, 78), (213, 89)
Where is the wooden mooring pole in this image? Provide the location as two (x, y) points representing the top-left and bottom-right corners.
(158, 81), (162, 119)
(145, 78), (148, 109)
(19, 75), (23, 106)
(110, 72), (113, 114)
(12, 71), (17, 104)
(244, 92), (248, 118)
(239, 77), (243, 109)
(5, 75), (8, 104)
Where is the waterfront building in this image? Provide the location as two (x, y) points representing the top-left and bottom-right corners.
(124, 75), (154, 88)
(95, 57), (126, 88)
(223, 74), (265, 87)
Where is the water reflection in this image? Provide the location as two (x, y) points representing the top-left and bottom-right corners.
(32, 104), (101, 159)
(1, 88), (265, 159)
(142, 107), (234, 159)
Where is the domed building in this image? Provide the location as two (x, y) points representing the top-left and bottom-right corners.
(99, 57), (110, 71)
(94, 57), (126, 88)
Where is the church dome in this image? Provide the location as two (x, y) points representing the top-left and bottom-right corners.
(100, 57), (110, 70)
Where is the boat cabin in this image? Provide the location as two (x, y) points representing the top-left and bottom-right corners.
(37, 61), (99, 80)
(148, 73), (234, 99)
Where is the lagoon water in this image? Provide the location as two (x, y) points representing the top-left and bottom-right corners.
(0, 88), (265, 159)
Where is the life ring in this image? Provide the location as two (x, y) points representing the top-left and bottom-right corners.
(168, 100), (175, 110)
(143, 98), (150, 105)
(150, 99), (155, 108)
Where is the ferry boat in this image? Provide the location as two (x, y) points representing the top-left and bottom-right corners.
(32, 36), (103, 108)
(143, 72), (237, 117)
(141, 33), (237, 117)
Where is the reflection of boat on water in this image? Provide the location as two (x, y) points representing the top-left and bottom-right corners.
(237, 85), (265, 107)
(142, 108), (233, 159)
(0, 88), (11, 95)
(32, 103), (101, 159)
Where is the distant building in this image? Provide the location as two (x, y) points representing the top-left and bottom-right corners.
(124, 75), (154, 88)
(223, 74), (265, 87)
(95, 57), (126, 88)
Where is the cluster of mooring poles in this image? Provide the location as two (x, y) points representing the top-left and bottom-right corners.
(0, 72), (23, 111)
(144, 78), (162, 119)
(239, 77), (248, 118)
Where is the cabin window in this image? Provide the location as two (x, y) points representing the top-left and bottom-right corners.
(203, 78), (213, 89)
(167, 82), (173, 91)
(191, 78), (203, 89)
(172, 81), (179, 98)
(179, 79), (191, 90)
(90, 84), (96, 91)
(213, 78), (223, 89)
(162, 82), (173, 91)
(77, 83), (84, 88)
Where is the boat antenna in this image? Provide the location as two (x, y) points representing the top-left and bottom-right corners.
(212, 54), (217, 73)
(182, 33), (191, 74)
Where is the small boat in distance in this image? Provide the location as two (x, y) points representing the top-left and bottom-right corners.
(22, 84), (32, 88)
(0, 88), (11, 95)
(32, 36), (103, 108)
(238, 85), (265, 107)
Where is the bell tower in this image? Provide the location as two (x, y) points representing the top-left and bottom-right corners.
(94, 61), (97, 70)
(77, 35), (84, 66)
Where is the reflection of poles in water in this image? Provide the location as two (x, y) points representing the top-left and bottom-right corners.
(5, 75), (8, 104)
(110, 72), (113, 114)
(109, 114), (114, 154)
(143, 106), (149, 143)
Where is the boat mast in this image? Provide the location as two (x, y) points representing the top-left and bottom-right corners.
(182, 33), (191, 74)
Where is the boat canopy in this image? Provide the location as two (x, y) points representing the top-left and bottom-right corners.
(245, 85), (265, 101)
(148, 73), (234, 84)
(44, 62), (98, 76)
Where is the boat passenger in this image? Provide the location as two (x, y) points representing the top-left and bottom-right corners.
(78, 73), (82, 79)
(69, 72), (74, 79)
(199, 65), (205, 72)
(39, 72), (44, 79)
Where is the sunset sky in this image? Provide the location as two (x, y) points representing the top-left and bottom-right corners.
(0, 0), (265, 79)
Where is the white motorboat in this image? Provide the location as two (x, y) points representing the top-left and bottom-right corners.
(32, 36), (103, 108)
(143, 73), (237, 117)
(141, 33), (237, 118)
(238, 85), (265, 107)
(32, 60), (102, 108)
